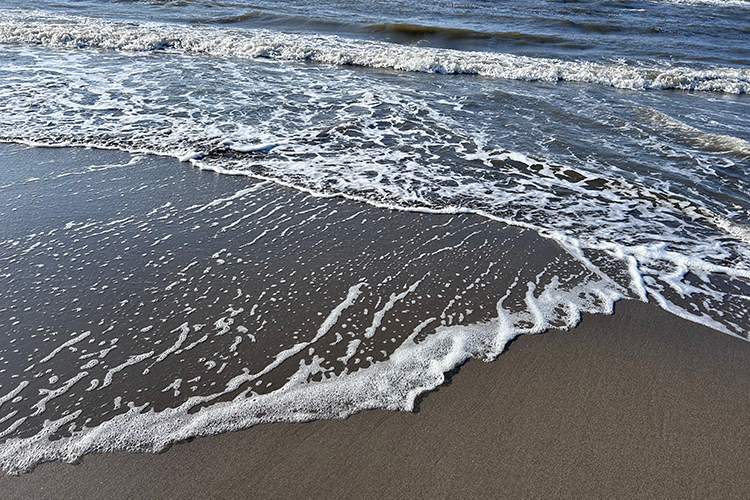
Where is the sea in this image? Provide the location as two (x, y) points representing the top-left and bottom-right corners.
(0, 0), (749, 473)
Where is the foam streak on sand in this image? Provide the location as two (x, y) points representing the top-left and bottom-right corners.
(100, 352), (155, 390)
(233, 282), (366, 385)
(364, 278), (423, 339)
(37, 331), (90, 364)
(30, 372), (88, 417)
(0, 383), (29, 410)
(144, 323), (191, 375)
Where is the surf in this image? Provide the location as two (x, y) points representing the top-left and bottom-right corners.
(1, 13), (748, 93)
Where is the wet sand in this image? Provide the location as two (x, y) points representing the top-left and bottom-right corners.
(2, 299), (750, 499)
(1, 144), (750, 498)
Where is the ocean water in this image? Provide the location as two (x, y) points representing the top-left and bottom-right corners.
(0, 0), (749, 473)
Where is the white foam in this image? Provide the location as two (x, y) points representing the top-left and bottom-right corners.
(240, 282), (365, 383)
(229, 336), (243, 353)
(0, 13), (747, 93)
(0, 412), (17, 426)
(0, 382), (29, 409)
(337, 339), (361, 365)
(100, 351), (155, 389)
(80, 359), (99, 370)
(364, 277), (424, 338)
(37, 331), (90, 364)
(162, 379), (182, 397)
(143, 323), (190, 375)
(0, 271), (619, 474)
(0, 416), (28, 440)
(30, 372), (88, 417)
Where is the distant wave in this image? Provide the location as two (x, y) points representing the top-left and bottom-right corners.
(364, 23), (566, 45)
(366, 22), (493, 39)
(0, 13), (748, 93)
(203, 11), (261, 24)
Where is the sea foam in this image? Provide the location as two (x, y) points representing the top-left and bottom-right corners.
(0, 267), (620, 474)
(0, 12), (748, 93)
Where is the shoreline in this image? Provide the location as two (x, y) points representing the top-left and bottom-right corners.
(1, 144), (749, 497)
(3, 299), (750, 498)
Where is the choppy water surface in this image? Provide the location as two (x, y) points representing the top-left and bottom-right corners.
(0, 0), (748, 473)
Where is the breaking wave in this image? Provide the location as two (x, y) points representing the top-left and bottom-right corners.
(0, 12), (748, 93)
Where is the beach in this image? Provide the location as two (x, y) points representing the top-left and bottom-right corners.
(1, 145), (749, 498)
(2, 299), (749, 499)
(1, 0), (749, 495)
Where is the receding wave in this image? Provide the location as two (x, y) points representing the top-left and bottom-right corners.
(0, 13), (748, 93)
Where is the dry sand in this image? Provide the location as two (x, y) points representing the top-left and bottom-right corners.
(2, 299), (749, 499)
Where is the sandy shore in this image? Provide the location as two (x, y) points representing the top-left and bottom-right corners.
(2, 299), (749, 499)
(2, 144), (749, 498)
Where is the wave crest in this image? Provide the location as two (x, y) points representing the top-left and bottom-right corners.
(1, 13), (748, 93)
